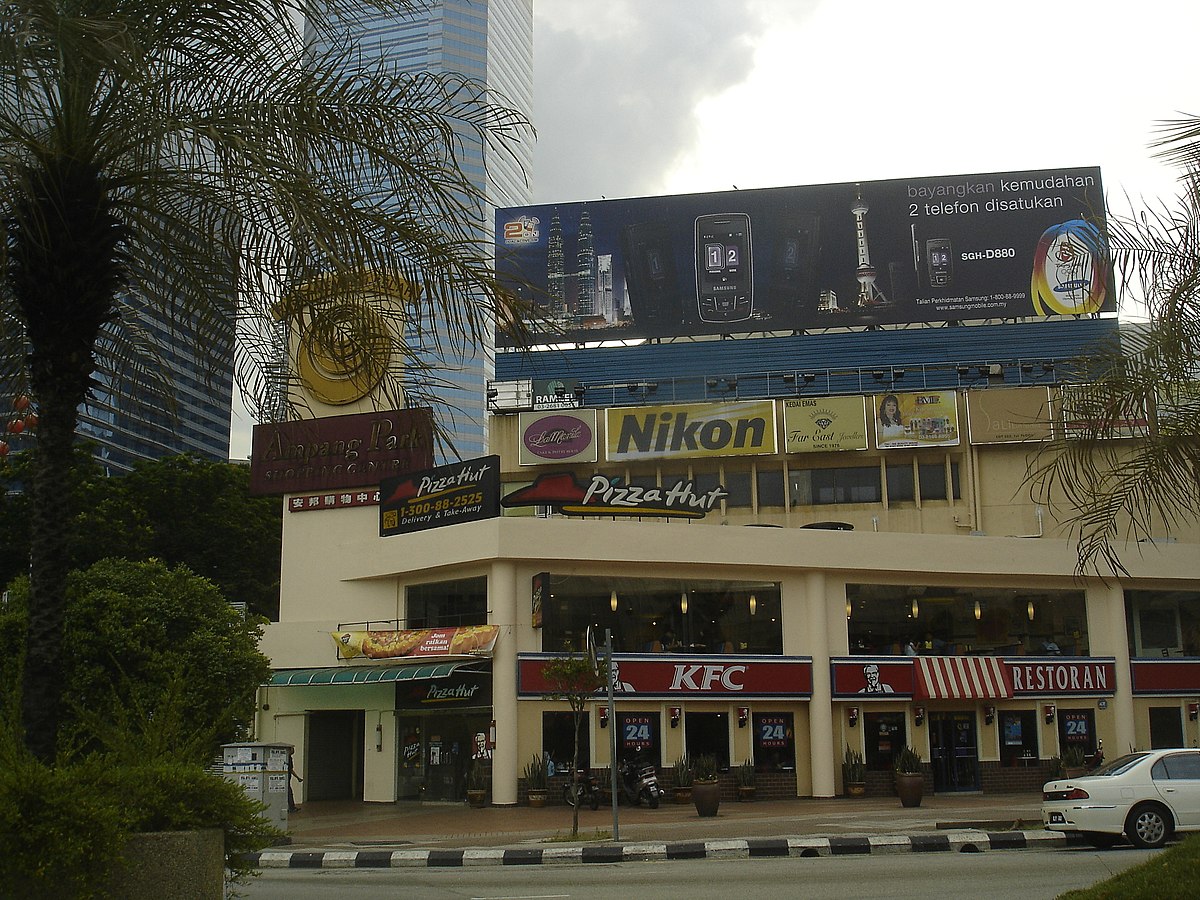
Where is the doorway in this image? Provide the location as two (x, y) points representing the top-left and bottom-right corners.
(1150, 707), (1185, 749)
(307, 710), (365, 800)
(929, 711), (978, 792)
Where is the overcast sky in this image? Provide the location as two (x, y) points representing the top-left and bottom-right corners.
(532, 0), (1198, 209)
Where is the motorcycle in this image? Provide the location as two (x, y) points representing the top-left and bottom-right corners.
(617, 755), (662, 808)
(562, 768), (601, 810)
(1084, 739), (1104, 770)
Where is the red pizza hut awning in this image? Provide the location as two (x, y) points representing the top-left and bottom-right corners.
(915, 656), (1013, 700)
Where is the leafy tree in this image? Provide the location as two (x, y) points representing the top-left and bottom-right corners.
(0, 557), (271, 754)
(1029, 142), (1200, 575)
(0, 453), (282, 619)
(541, 651), (605, 838)
(0, 0), (531, 760)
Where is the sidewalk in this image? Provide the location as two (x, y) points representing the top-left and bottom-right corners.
(243, 792), (1069, 868)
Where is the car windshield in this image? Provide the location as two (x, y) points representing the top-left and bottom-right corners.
(1088, 753), (1149, 777)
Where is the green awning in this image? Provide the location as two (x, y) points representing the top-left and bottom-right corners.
(269, 660), (483, 687)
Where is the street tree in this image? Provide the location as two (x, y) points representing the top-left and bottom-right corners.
(541, 651), (605, 838)
(1029, 139), (1200, 576)
(0, 0), (531, 761)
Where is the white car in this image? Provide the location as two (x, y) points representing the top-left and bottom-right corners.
(1042, 749), (1200, 849)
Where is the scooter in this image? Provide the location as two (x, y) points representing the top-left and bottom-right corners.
(1084, 739), (1104, 770)
(617, 755), (662, 808)
(562, 768), (601, 810)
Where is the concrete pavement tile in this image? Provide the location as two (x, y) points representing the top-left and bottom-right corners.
(319, 851), (359, 868)
(704, 839), (750, 859)
(463, 848), (506, 866)
(622, 842), (668, 861)
(541, 846), (584, 864)
(866, 835), (911, 854)
(390, 849), (435, 866)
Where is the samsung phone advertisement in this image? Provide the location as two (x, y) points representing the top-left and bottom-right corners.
(495, 166), (1111, 345)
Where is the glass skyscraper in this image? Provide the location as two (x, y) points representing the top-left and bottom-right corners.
(316, 0), (534, 460)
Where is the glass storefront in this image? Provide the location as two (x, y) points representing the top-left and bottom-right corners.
(847, 584), (1088, 656)
(864, 711), (905, 771)
(1126, 589), (1200, 657)
(540, 574), (782, 655)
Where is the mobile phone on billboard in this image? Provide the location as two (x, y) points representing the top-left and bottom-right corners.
(766, 212), (819, 321)
(621, 221), (685, 335)
(695, 213), (753, 322)
(925, 238), (953, 287)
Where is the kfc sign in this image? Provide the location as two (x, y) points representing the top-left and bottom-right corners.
(517, 654), (811, 699)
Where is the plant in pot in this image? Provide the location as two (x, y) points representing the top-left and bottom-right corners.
(894, 745), (924, 808)
(466, 762), (489, 808)
(523, 754), (548, 808)
(1061, 745), (1088, 778)
(842, 746), (866, 798)
(671, 755), (694, 804)
(691, 754), (721, 817)
(734, 759), (756, 801)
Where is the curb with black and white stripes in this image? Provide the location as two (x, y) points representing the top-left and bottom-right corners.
(239, 829), (1081, 869)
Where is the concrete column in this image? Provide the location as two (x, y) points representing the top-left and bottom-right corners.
(1087, 579), (1134, 755)
(490, 561), (519, 805)
(805, 570), (836, 798)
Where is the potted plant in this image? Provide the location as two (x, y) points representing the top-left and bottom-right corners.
(894, 745), (924, 808)
(1061, 746), (1088, 779)
(523, 754), (548, 807)
(466, 762), (488, 808)
(842, 746), (866, 798)
(691, 754), (720, 817)
(734, 759), (756, 801)
(671, 755), (694, 804)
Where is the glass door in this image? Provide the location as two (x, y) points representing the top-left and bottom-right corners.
(930, 711), (978, 792)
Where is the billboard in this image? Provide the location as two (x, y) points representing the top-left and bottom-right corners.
(495, 166), (1110, 345)
(249, 408), (434, 496)
(605, 399), (777, 461)
(782, 396), (869, 453)
(518, 410), (598, 465)
(965, 387), (1053, 444)
(379, 455), (500, 536)
(873, 391), (961, 449)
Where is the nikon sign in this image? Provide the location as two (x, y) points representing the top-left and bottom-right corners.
(605, 400), (777, 462)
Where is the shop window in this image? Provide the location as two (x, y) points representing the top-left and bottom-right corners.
(885, 463), (914, 502)
(541, 574), (782, 655)
(684, 711), (729, 770)
(1125, 589), (1199, 657)
(1149, 707), (1185, 749)
(788, 469), (813, 506)
(693, 470), (722, 506)
(617, 711), (661, 765)
(756, 466), (786, 508)
(724, 469), (752, 508)
(753, 713), (795, 771)
(1058, 709), (1097, 755)
(543, 711), (590, 774)
(918, 462), (960, 501)
(406, 576), (487, 628)
(999, 710), (1039, 765)
(811, 467), (881, 505)
(864, 712), (905, 771)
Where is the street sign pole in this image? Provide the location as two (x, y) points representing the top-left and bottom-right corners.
(606, 628), (619, 841)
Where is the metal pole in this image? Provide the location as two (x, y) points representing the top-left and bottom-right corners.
(606, 628), (619, 841)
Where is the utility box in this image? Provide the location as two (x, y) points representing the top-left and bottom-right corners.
(222, 742), (291, 828)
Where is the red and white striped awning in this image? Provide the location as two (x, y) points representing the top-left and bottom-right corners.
(914, 656), (1012, 700)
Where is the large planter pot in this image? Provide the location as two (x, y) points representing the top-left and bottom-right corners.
(467, 789), (487, 808)
(692, 780), (721, 817)
(846, 781), (867, 799)
(527, 789), (547, 808)
(103, 829), (224, 900)
(673, 786), (693, 805)
(736, 785), (756, 802)
(1064, 767), (1088, 779)
(895, 772), (924, 808)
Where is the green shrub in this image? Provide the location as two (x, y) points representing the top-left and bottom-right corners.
(523, 753), (547, 790)
(693, 754), (719, 782)
(734, 759), (755, 787)
(894, 745), (922, 774)
(842, 746), (865, 783)
(672, 755), (694, 788)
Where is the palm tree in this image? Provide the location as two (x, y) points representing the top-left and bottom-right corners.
(1029, 129), (1200, 576)
(0, 0), (531, 761)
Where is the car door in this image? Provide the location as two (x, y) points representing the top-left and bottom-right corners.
(1151, 751), (1200, 828)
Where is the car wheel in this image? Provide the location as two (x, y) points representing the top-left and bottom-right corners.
(1125, 802), (1172, 849)
(1082, 831), (1120, 849)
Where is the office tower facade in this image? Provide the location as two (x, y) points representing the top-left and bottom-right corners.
(317, 0), (534, 460)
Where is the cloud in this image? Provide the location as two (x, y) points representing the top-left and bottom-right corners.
(531, 0), (774, 203)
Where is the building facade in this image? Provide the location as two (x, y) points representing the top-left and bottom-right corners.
(254, 321), (1200, 806)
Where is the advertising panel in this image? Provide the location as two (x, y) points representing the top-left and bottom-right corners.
(830, 659), (916, 698)
(496, 167), (1110, 345)
(517, 654), (813, 699)
(782, 396), (869, 453)
(379, 455), (500, 536)
(501, 471), (726, 519)
(1054, 385), (1151, 439)
(965, 387), (1053, 444)
(873, 390), (960, 449)
(518, 410), (598, 465)
(395, 669), (492, 709)
(531, 378), (580, 410)
(1007, 659), (1116, 696)
(331, 625), (499, 659)
(605, 400), (777, 462)
(249, 408), (433, 496)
